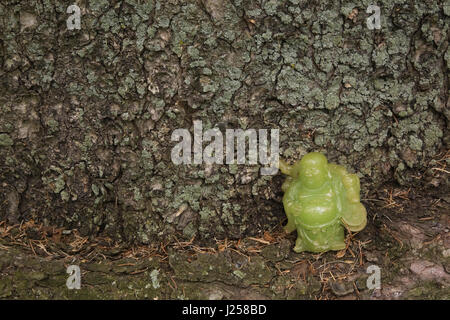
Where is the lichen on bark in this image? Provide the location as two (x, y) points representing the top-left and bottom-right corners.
(0, 0), (448, 244)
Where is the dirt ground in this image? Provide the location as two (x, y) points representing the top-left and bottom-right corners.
(0, 184), (448, 300)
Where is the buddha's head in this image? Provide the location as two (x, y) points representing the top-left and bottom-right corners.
(296, 152), (329, 189)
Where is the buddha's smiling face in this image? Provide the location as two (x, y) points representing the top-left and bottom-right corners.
(298, 152), (329, 189)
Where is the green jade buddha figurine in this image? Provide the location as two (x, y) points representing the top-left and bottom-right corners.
(280, 152), (367, 253)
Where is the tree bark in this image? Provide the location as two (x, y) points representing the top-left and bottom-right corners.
(0, 0), (448, 244)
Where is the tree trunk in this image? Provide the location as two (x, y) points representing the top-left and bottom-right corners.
(0, 0), (448, 244)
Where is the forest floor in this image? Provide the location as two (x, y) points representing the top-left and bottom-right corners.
(0, 185), (449, 300)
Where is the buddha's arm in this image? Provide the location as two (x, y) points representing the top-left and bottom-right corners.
(342, 174), (360, 204)
(279, 159), (293, 176)
(329, 164), (367, 232)
(282, 182), (302, 233)
(282, 176), (293, 192)
(329, 164), (360, 204)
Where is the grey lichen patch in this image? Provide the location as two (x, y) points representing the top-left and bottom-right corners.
(0, 134), (13, 147)
(409, 135), (423, 151)
(150, 269), (160, 289)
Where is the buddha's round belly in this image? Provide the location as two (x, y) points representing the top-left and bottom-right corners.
(296, 196), (338, 228)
